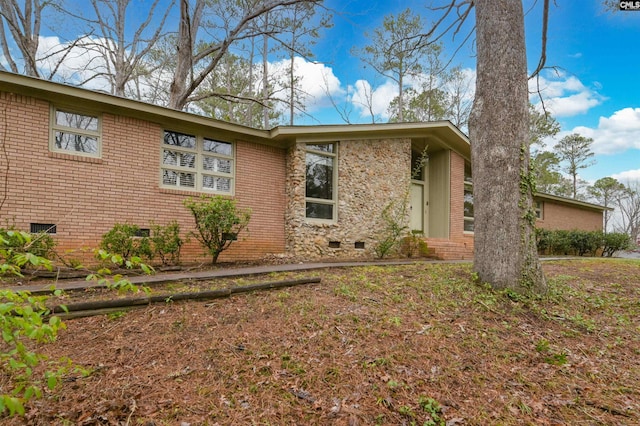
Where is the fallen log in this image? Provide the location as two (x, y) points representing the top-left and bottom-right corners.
(48, 277), (321, 316)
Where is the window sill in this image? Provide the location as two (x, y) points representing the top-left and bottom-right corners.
(48, 151), (103, 164)
(158, 187), (234, 198)
(304, 218), (338, 227)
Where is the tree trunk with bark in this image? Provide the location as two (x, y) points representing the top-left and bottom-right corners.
(469, 0), (546, 294)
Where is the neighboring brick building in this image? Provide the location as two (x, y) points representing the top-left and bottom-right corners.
(0, 72), (609, 263)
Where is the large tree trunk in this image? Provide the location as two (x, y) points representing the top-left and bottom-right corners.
(469, 0), (546, 294)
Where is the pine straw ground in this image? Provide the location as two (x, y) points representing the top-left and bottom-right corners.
(3, 258), (640, 425)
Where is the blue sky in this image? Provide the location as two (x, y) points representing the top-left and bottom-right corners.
(16, 0), (640, 185)
(296, 0), (640, 185)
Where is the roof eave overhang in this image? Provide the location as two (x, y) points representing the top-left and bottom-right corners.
(534, 192), (612, 212)
(0, 71), (274, 145)
(1, 71), (471, 156)
(270, 121), (471, 159)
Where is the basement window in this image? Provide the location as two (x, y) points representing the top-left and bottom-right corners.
(328, 241), (341, 249)
(355, 241), (365, 249)
(134, 228), (150, 238)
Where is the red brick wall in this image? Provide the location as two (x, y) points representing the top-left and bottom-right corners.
(0, 91), (286, 265)
(535, 200), (603, 232)
(449, 151), (466, 242)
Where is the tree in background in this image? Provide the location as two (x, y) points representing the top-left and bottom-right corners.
(197, 53), (276, 127)
(168, 0), (322, 111)
(532, 151), (572, 197)
(588, 177), (627, 232)
(352, 8), (433, 122)
(555, 133), (596, 199)
(446, 66), (474, 131)
(613, 182), (640, 242)
(275, 2), (332, 125)
(79, 0), (175, 97)
(0, 0), (70, 78)
(388, 42), (449, 123)
(529, 103), (560, 151)
(527, 104), (568, 195)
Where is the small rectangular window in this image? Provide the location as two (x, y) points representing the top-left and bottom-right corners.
(134, 228), (150, 238)
(328, 241), (341, 248)
(50, 107), (101, 157)
(535, 201), (544, 219)
(30, 223), (56, 234)
(355, 241), (365, 249)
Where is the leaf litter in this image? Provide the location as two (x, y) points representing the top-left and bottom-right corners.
(2, 258), (639, 425)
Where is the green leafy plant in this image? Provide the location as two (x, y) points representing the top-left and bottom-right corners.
(418, 396), (445, 426)
(183, 195), (251, 264)
(100, 223), (152, 263)
(0, 289), (67, 416)
(88, 250), (153, 294)
(398, 232), (429, 258)
(0, 233), (66, 417)
(0, 228), (56, 272)
(601, 232), (631, 257)
(374, 199), (409, 259)
(536, 229), (629, 257)
(150, 220), (183, 266)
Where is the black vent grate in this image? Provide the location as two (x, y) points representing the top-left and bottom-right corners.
(30, 223), (56, 234)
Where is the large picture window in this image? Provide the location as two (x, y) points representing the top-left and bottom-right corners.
(305, 143), (337, 221)
(161, 130), (234, 194)
(50, 107), (101, 157)
(464, 163), (474, 232)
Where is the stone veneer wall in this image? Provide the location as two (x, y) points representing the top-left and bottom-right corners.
(285, 139), (412, 259)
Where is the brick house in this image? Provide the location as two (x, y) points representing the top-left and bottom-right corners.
(0, 72), (608, 263)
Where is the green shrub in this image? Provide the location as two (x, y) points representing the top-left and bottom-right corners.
(569, 231), (601, 256)
(601, 232), (631, 257)
(535, 228), (551, 255)
(550, 230), (572, 255)
(0, 228), (56, 270)
(184, 196), (251, 264)
(0, 230), (54, 274)
(398, 232), (429, 258)
(536, 229), (631, 257)
(0, 232), (66, 417)
(150, 221), (183, 266)
(0, 289), (67, 416)
(88, 249), (153, 294)
(100, 223), (152, 263)
(374, 200), (408, 259)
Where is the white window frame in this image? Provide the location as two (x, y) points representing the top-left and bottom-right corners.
(305, 143), (338, 223)
(49, 106), (102, 158)
(463, 163), (474, 233)
(160, 130), (235, 195)
(535, 201), (544, 220)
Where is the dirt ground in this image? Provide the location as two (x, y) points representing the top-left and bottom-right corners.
(2, 258), (639, 425)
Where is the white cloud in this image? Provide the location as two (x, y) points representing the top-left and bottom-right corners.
(530, 71), (605, 117)
(37, 35), (113, 91)
(612, 169), (640, 183)
(566, 107), (640, 155)
(348, 79), (397, 120)
(268, 56), (343, 112)
(347, 67), (476, 123)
